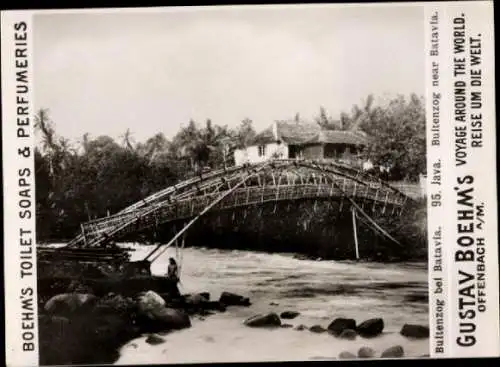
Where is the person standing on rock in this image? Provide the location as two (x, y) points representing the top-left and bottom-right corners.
(166, 257), (181, 298)
(167, 257), (180, 282)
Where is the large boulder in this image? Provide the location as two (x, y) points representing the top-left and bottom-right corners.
(327, 318), (356, 336)
(380, 345), (404, 358)
(219, 292), (251, 306)
(280, 311), (300, 319)
(356, 318), (384, 338)
(148, 307), (191, 330)
(146, 334), (166, 345)
(400, 324), (430, 339)
(44, 293), (98, 315)
(137, 290), (166, 315)
(244, 313), (281, 327)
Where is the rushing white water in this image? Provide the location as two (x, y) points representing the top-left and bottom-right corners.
(114, 244), (429, 363)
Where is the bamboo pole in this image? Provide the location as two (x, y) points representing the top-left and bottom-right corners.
(372, 188), (379, 212)
(382, 191), (389, 213)
(352, 207), (360, 260)
(179, 233), (186, 273)
(144, 161), (271, 262)
(81, 224), (88, 247)
(173, 223), (179, 262)
(313, 162), (403, 247)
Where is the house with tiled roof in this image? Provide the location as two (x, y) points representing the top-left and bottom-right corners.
(233, 120), (369, 167)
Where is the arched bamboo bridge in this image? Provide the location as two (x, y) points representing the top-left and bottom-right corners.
(64, 160), (413, 257)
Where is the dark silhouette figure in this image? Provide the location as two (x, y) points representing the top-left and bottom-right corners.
(167, 257), (179, 282)
(166, 257), (181, 298)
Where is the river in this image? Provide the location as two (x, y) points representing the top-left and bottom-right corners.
(115, 244), (429, 363)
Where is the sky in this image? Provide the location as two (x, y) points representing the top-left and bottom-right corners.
(34, 4), (424, 145)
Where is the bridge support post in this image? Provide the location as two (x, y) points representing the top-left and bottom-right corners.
(178, 232), (186, 274)
(351, 207), (360, 261)
(81, 224), (88, 247)
(173, 224), (179, 261)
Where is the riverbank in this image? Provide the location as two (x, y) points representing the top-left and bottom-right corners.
(38, 275), (249, 365)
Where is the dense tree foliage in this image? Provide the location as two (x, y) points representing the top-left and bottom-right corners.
(35, 94), (425, 241)
(315, 94), (426, 181)
(357, 94), (426, 181)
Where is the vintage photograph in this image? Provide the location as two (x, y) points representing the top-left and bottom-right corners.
(33, 4), (429, 365)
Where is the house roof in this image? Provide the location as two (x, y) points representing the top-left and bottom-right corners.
(250, 120), (368, 146)
(314, 130), (368, 145)
(252, 126), (275, 145)
(276, 120), (321, 145)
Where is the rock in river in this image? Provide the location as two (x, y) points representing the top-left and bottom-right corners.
(309, 325), (326, 333)
(400, 324), (430, 339)
(219, 292), (251, 306)
(380, 345), (404, 358)
(356, 318), (384, 338)
(44, 293), (98, 315)
(280, 311), (300, 319)
(244, 313), (281, 327)
(146, 334), (165, 345)
(149, 307), (191, 330)
(184, 293), (210, 308)
(327, 318), (356, 336)
(295, 324), (307, 331)
(137, 290), (166, 314)
(338, 329), (357, 340)
(338, 351), (356, 360)
(358, 347), (376, 358)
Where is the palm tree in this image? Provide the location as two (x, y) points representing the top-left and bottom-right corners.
(346, 94), (375, 131)
(139, 133), (169, 164)
(236, 118), (256, 149)
(120, 128), (136, 151)
(34, 108), (57, 177)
